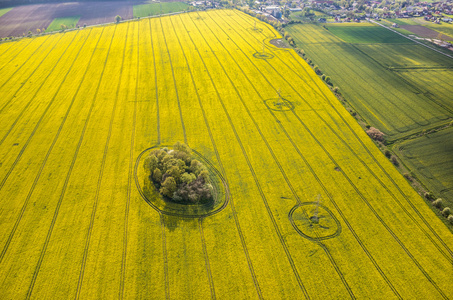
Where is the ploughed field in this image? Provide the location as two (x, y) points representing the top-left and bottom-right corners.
(0, 10), (452, 299)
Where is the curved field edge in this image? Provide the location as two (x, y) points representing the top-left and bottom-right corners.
(0, 9), (451, 299)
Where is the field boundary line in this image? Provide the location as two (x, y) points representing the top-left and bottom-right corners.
(0, 29), (94, 266)
(234, 10), (453, 260)
(369, 20), (453, 60)
(188, 12), (311, 299)
(74, 22), (129, 300)
(119, 20), (140, 300)
(0, 31), (81, 191)
(0, 32), (80, 149)
(171, 15), (262, 298)
(24, 26), (116, 299)
(158, 17), (186, 144)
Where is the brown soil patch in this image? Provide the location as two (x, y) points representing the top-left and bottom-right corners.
(400, 25), (453, 41)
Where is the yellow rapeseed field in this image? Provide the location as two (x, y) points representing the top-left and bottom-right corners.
(0, 9), (452, 299)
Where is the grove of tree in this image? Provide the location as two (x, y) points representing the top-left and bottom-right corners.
(144, 142), (213, 204)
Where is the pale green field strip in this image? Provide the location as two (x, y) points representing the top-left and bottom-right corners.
(287, 24), (453, 140)
(0, 7), (12, 18)
(326, 24), (412, 44)
(0, 10), (452, 299)
(133, 1), (189, 18)
(45, 16), (81, 32)
(395, 127), (453, 206)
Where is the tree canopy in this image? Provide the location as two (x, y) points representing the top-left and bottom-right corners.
(144, 142), (213, 204)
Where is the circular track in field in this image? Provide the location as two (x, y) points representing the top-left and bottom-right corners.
(289, 203), (341, 241)
(264, 98), (295, 111)
(135, 146), (229, 218)
(253, 52), (274, 60)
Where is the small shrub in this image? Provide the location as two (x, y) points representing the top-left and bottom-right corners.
(442, 207), (450, 217)
(83, 23), (87, 28)
(366, 127), (385, 142)
(321, 74), (326, 80)
(448, 215), (453, 224)
(391, 156), (399, 166)
(433, 198), (443, 208)
(351, 111), (357, 117)
(384, 150), (391, 158)
(365, 124), (371, 129)
(403, 173), (412, 182)
(115, 15), (122, 23)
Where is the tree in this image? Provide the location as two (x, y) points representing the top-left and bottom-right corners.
(115, 15), (122, 23)
(153, 168), (163, 183)
(284, 9), (290, 18)
(160, 177), (176, 198)
(36, 28), (41, 34)
(60, 24), (67, 31)
(366, 127), (385, 142)
(325, 76), (331, 83)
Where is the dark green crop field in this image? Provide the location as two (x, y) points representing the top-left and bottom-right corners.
(287, 23), (453, 141)
(327, 24), (412, 44)
(395, 127), (453, 208)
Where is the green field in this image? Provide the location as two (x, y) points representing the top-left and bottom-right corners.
(395, 127), (453, 208)
(288, 23), (453, 140)
(0, 10), (452, 299)
(133, 1), (189, 18)
(45, 16), (81, 32)
(0, 7), (12, 18)
(327, 24), (412, 44)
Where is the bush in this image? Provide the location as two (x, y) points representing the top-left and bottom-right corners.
(403, 173), (412, 182)
(442, 207), (450, 217)
(384, 149), (391, 158)
(433, 198), (443, 208)
(391, 156), (399, 166)
(448, 215), (453, 224)
(366, 127), (385, 142)
(115, 15), (122, 23)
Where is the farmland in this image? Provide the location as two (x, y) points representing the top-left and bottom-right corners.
(287, 23), (453, 140)
(133, 1), (189, 18)
(0, 9), (452, 299)
(394, 127), (453, 208)
(45, 16), (81, 32)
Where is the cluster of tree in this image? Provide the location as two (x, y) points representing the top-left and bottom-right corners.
(144, 142), (213, 204)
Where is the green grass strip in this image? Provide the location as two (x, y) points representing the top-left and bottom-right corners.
(133, 2), (189, 18)
(45, 16), (81, 32)
(0, 7), (12, 18)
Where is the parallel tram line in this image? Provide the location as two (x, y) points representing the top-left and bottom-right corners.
(175, 14), (264, 299)
(229, 9), (453, 261)
(0, 34), (56, 92)
(0, 36), (42, 73)
(186, 13), (311, 300)
(74, 22), (130, 300)
(119, 20), (140, 300)
(237, 12), (453, 262)
(166, 16), (217, 299)
(158, 17), (187, 144)
(0, 29), (94, 265)
(193, 11), (357, 299)
(25, 26), (116, 300)
(169, 15), (260, 299)
(207, 10), (407, 298)
(196, 11), (361, 299)
(221, 11), (450, 297)
(234, 12), (453, 257)
(0, 31), (82, 191)
(0, 32), (79, 146)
